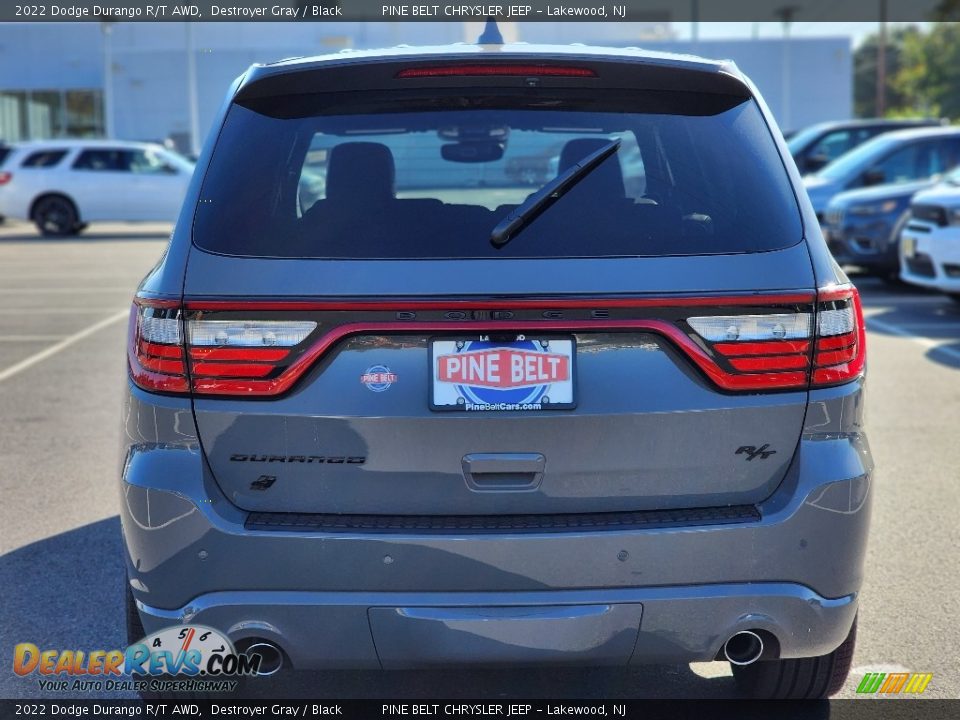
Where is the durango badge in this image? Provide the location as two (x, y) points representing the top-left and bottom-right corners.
(361, 365), (397, 392)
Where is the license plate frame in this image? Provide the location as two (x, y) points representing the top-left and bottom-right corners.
(429, 334), (577, 413)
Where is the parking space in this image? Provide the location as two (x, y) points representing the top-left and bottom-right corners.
(0, 223), (957, 699)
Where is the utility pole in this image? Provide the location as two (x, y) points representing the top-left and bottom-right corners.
(775, 6), (799, 132)
(100, 22), (115, 138)
(185, 22), (200, 157)
(876, 0), (888, 117)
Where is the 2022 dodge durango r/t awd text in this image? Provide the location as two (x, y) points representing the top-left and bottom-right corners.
(120, 43), (872, 699)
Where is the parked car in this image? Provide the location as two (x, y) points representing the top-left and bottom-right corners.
(803, 126), (960, 220)
(121, 42), (869, 699)
(0, 139), (194, 236)
(820, 178), (939, 277)
(788, 118), (944, 176)
(899, 164), (960, 302)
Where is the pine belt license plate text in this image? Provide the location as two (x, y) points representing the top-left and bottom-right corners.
(430, 336), (576, 412)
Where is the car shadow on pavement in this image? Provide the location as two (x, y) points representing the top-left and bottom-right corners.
(0, 516), (129, 698)
(864, 306), (960, 370)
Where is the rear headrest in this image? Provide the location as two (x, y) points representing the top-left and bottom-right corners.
(325, 142), (395, 203)
(558, 138), (626, 199)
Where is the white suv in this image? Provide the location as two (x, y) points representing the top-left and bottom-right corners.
(0, 139), (194, 236)
(900, 164), (960, 302)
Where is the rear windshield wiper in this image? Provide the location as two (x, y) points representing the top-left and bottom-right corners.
(490, 138), (622, 249)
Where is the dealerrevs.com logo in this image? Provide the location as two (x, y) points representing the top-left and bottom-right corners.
(13, 625), (260, 693)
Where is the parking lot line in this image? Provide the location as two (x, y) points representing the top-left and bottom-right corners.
(0, 287), (134, 294)
(866, 316), (960, 362)
(0, 309), (129, 384)
(0, 307), (128, 314)
(0, 335), (66, 342)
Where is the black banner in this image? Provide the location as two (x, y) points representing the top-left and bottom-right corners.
(0, 700), (958, 720)
(3, 0), (960, 23)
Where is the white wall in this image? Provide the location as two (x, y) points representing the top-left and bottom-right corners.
(0, 23), (851, 145)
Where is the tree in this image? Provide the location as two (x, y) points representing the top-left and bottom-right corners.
(852, 26), (918, 118)
(892, 22), (960, 120)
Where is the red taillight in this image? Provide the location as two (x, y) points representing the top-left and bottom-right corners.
(128, 298), (317, 396)
(129, 290), (864, 398)
(128, 299), (188, 394)
(0, 171), (12, 185)
(684, 284), (865, 391)
(811, 286), (866, 387)
(396, 65), (597, 79)
(686, 310), (813, 390)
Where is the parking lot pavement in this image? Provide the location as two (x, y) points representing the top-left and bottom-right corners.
(0, 225), (957, 700)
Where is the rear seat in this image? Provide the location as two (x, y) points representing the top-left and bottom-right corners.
(300, 142), (499, 257)
(297, 140), (686, 258)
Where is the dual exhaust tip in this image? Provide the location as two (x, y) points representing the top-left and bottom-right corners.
(723, 630), (765, 666)
(242, 641), (284, 676)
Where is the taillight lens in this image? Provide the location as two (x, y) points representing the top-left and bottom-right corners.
(128, 299), (188, 393)
(187, 318), (316, 393)
(811, 286), (866, 387)
(0, 171), (12, 185)
(686, 311), (813, 390)
(128, 299), (317, 395)
(684, 285), (865, 391)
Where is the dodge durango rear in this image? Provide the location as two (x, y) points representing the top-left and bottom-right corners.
(120, 41), (872, 700)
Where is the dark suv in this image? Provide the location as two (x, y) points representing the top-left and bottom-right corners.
(121, 43), (871, 699)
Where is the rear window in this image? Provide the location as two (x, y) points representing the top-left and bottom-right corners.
(194, 90), (801, 259)
(22, 149), (68, 168)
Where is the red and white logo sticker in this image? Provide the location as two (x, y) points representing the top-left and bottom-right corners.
(361, 365), (397, 392)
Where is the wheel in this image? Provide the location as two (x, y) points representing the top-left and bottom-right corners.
(946, 293), (960, 305)
(732, 616), (857, 699)
(31, 195), (79, 236)
(884, 211), (912, 279)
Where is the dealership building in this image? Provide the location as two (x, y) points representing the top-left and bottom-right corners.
(0, 22), (850, 152)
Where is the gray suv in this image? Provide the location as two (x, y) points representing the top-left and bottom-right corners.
(121, 43), (871, 699)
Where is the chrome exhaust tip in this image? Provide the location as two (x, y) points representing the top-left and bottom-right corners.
(723, 630), (765, 666)
(244, 641), (284, 676)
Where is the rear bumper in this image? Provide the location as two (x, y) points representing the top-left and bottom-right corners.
(135, 583), (856, 669)
(120, 381), (871, 668)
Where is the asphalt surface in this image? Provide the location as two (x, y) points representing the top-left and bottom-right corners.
(0, 220), (957, 701)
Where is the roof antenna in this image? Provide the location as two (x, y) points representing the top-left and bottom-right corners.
(477, 17), (504, 45)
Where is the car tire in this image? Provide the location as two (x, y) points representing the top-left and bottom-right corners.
(947, 293), (960, 305)
(879, 211), (913, 282)
(732, 615), (857, 699)
(32, 195), (80, 237)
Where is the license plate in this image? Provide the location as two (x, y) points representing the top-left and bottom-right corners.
(429, 335), (576, 412)
(902, 234), (917, 258)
